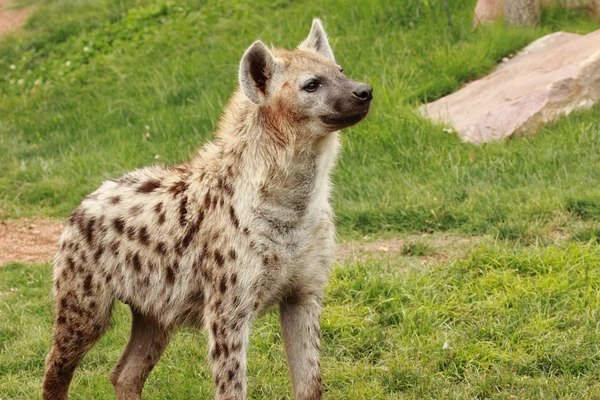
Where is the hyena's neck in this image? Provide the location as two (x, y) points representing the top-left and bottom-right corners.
(192, 90), (340, 215)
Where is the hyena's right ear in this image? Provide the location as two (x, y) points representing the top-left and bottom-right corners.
(239, 41), (279, 104)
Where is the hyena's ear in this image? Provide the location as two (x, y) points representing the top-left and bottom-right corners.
(239, 40), (280, 104)
(298, 18), (335, 62)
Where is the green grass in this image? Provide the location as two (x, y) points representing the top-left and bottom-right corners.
(1, 0), (599, 241)
(3, 243), (600, 398)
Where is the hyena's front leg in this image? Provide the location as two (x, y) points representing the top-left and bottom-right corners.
(279, 291), (324, 400)
(207, 305), (252, 400)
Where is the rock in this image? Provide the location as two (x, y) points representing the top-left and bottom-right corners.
(419, 29), (600, 144)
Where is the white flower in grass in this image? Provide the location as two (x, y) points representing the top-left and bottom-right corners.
(34, 79), (42, 86)
(17, 79), (24, 85)
(145, 125), (150, 130)
(154, 154), (160, 159)
(65, 61), (71, 67)
(442, 340), (452, 350)
(9, 64), (16, 70)
(83, 46), (90, 52)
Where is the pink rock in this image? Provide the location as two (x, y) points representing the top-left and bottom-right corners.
(419, 29), (600, 144)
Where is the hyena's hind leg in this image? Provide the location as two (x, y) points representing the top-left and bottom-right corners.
(109, 308), (173, 400)
(42, 257), (114, 400)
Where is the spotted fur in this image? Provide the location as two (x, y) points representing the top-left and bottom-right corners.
(42, 19), (372, 400)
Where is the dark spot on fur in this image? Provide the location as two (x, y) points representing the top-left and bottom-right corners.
(153, 202), (163, 214)
(228, 369), (235, 381)
(243, 227), (250, 235)
(158, 213), (166, 225)
(166, 267), (175, 285)
(106, 273), (112, 283)
(83, 274), (93, 295)
(231, 273), (238, 286)
(229, 249), (237, 261)
(57, 316), (67, 325)
(212, 343), (222, 359)
(93, 245), (104, 263)
(219, 276), (227, 293)
(204, 191), (212, 210)
(229, 206), (239, 229)
(139, 226), (150, 245)
(179, 195), (188, 226)
(214, 250), (224, 267)
(68, 207), (83, 227)
(131, 253), (142, 271)
(155, 242), (167, 255)
(112, 217), (125, 234)
(110, 196), (121, 204)
(84, 217), (96, 244)
(211, 322), (218, 336)
(137, 179), (162, 193)
(169, 180), (188, 196)
(222, 343), (229, 358)
(66, 257), (76, 270)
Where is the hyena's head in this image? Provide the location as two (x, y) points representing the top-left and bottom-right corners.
(238, 19), (372, 137)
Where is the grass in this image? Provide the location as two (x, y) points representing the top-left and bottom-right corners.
(2, 0), (600, 398)
(0, 0), (599, 241)
(3, 243), (600, 398)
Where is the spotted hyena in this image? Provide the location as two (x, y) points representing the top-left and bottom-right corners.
(42, 19), (372, 400)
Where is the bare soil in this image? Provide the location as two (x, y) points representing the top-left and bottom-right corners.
(337, 233), (486, 266)
(0, 218), (63, 265)
(0, 0), (30, 38)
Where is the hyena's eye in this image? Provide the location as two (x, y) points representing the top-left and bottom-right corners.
(303, 80), (320, 93)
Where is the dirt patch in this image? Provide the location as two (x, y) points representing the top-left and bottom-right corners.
(0, 0), (30, 38)
(337, 233), (488, 267)
(0, 218), (63, 265)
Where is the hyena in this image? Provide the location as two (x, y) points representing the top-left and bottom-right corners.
(42, 19), (372, 400)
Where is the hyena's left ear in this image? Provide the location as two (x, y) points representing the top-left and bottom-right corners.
(298, 18), (335, 62)
(239, 40), (281, 104)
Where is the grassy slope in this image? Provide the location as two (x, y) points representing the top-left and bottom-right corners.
(2, 244), (600, 399)
(1, 0), (599, 240)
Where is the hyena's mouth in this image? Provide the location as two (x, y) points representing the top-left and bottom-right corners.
(321, 106), (370, 129)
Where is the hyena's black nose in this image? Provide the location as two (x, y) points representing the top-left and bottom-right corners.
(352, 84), (373, 102)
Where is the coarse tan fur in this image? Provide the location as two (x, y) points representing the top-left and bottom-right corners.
(42, 19), (372, 400)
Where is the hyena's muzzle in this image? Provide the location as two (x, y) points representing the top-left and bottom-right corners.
(321, 79), (373, 130)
